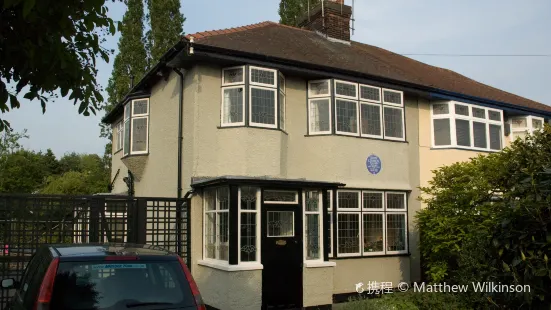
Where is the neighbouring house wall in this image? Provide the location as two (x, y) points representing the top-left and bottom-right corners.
(303, 266), (334, 307)
(331, 257), (410, 294)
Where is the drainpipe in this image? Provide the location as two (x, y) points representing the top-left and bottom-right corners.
(173, 68), (186, 200)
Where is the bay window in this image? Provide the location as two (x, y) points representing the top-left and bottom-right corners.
(113, 121), (123, 153)
(509, 115), (544, 140)
(122, 98), (149, 156)
(239, 186), (260, 263)
(335, 190), (408, 257)
(308, 79), (405, 141)
(431, 101), (503, 151)
(204, 187), (230, 261)
(221, 65), (285, 130)
(304, 190), (323, 261)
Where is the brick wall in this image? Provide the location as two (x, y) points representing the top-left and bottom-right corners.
(298, 2), (352, 42)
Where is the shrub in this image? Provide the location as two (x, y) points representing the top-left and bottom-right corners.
(341, 291), (472, 310)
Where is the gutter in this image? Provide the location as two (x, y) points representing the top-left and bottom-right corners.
(172, 68), (186, 200)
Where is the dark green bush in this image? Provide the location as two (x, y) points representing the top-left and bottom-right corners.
(341, 291), (473, 310)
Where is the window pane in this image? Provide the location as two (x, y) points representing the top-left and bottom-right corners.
(306, 214), (320, 260)
(251, 88), (276, 125)
(489, 124), (502, 150)
(279, 74), (285, 93)
(304, 191), (320, 212)
(360, 85), (380, 102)
(336, 99), (358, 133)
(383, 107), (404, 139)
(218, 187), (229, 210)
(383, 90), (402, 105)
(222, 87), (243, 124)
(205, 213), (216, 259)
(363, 214), (383, 253)
(432, 103), (449, 115)
(363, 192), (383, 209)
(473, 122), (487, 148)
(386, 193), (405, 210)
(264, 190), (297, 203)
(279, 91), (285, 130)
(533, 118), (543, 130)
(131, 117), (148, 152)
(309, 80), (329, 96)
(472, 107), (486, 119)
(338, 191), (359, 209)
(511, 117), (527, 128)
(360, 104), (381, 136)
(124, 104), (131, 120)
(251, 68), (275, 85)
(123, 120), (130, 154)
(335, 82), (357, 98)
(267, 211), (294, 237)
(488, 110), (501, 121)
(454, 104), (469, 116)
(310, 99), (331, 132)
(386, 213), (406, 252)
(455, 119), (471, 147)
(337, 213), (359, 254)
(223, 67), (243, 84)
(204, 189), (216, 211)
(433, 119), (451, 146)
(132, 99), (148, 115)
(328, 211), (333, 255)
(240, 213), (257, 262)
(218, 212), (229, 260)
(240, 187), (258, 210)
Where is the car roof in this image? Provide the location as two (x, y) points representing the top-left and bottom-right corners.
(46, 243), (175, 257)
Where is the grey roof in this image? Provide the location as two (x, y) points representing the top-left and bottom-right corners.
(191, 175), (345, 188)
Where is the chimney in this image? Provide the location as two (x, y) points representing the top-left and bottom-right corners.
(298, 0), (352, 42)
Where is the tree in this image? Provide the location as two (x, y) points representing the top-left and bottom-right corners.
(278, 0), (320, 26)
(146, 0), (185, 65)
(100, 0), (148, 165)
(0, 0), (118, 132)
(0, 128), (28, 155)
(0, 149), (49, 193)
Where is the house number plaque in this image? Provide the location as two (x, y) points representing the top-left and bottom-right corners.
(275, 240), (287, 246)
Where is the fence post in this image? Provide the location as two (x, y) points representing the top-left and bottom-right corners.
(134, 198), (147, 244)
(89, 198), (102, 243)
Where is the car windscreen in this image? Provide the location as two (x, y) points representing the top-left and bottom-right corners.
(50, 260), (196, 310)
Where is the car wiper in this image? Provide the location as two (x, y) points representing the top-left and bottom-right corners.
(126, 302), (174, 308)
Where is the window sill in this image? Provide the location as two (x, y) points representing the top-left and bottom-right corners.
(304, 261), (336, 268)
(305, 133), (407, 144)
(332, 253), (411, 259)
(217, 125), (288, 135)
(197, 260), (263, 271)
(121, 152), (150, 159)
(430, 146), (500, 153)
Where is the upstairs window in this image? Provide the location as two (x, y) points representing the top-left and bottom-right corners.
(220, 65), (285, 131)
(308, 79), (405, 141)
(509, 115), (544, 140)
(122, 98), (149, 156)
(431, 101), (503, 151)
(113, 121), (124, 153)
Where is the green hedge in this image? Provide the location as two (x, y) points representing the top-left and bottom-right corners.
(340, 291), (473, 310)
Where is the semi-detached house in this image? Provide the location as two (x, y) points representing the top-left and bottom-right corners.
(102, 1), (551, 309)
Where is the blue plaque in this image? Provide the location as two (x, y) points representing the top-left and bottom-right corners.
(366, 155), (382, 175)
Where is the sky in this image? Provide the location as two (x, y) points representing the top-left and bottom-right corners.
(4, 0), (551, 157)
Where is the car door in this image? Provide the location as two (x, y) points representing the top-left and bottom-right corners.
(11, 249), (49, 310)
(10, 251), (39, 310)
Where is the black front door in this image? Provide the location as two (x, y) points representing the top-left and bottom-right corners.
(261, 203), (303, 309)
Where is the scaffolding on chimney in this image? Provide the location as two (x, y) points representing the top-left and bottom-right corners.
(306, 0), (356, 37)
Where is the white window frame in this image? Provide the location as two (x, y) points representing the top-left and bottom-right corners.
(130, 116), (149, 155)
(308, 79), (331, 98)
(249, 66), (277, 87)
(359, 84), (382, 104)
(117, 121), (124, 151)
(382, 88), (404, 107)
(430, 101), (504, 152)
(327, 190), (333, 258)
(237, 187), (261, 264)
(220, 85), (246, 127)
(334, 189), (408, 257)
(362, 212), (385, 256)
(202, 188), (230, 262)
(249, 85), (278, 129)
(334, 80), (358, 100)
(509, 115), (545, 141)
(308, 98), (332, 135)
(279, 73), (286, 130)
(382, 105), (406, 141)
(360, 102), (383, 139)
(336, 211), (361, 257)
(131, 98), (149, 116)
(263, 190), (298, 204)
(335, 99), (360, 136)
(303, 191), (324, 262)
(222, 66), (245, 86)
(122, 98), (150, 156)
